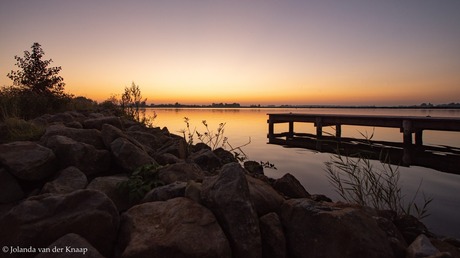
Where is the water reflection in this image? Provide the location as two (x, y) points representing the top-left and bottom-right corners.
(268, 134), (460, 175)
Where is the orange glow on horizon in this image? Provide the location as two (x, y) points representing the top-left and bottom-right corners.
(1, 1), (459, 106)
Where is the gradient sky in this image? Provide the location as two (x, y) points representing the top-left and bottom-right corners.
(1, 0), (459, 105)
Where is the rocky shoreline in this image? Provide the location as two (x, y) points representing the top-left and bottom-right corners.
(0, 112), (459, 258)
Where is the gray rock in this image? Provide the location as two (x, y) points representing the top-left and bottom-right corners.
(374, 216), (408, 258)
(158, 162), (205, 184)
(101, 124), (149, 153)
(214, 147), (237, 165)
(0, 168), (24, 203)
(156, 137), (188, 159)
(393, 214), (432, 244)
(201, 163), (262, 258)
(117, 197), (231, 258)
(246, 175), (284, 216)
(126, 130), (167, 152)
(154, 153), (182, 165)
(407, 234), (440, 258)
(189, 148), (222, 172)
(110, 137), (156, 172)
(64, 121), (83, 129)
(88, 113), (105, 118)
(0, 190), (119, 257)
(260, 212), (286, 258)
(273, 173), (310, 198)
(83, 116), (122, 130)
(41, 166), (88, 194)
(280, 199), (395, 258)
(43, 135), (111, 176)
(141, 181), (186, 203)
(47, 113), (75, 124)
(35, 233), (104, 258)
(185, 180), (202, 203)
(86, 175), (130, 212)
(244, 160), (264, 174)
(40, 124), (105, 149)
(0, 141), (57, 180)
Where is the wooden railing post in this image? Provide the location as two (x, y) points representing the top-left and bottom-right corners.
(288, 121), (294, 139)
(267, 117), (274, 143)
(402, 120), (413, 145)
(336, 124), (342, 139)
(315, 117), (323, 150)
(415, 129), (423, 146)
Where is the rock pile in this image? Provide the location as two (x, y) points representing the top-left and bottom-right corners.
(0, 112), (459, 258)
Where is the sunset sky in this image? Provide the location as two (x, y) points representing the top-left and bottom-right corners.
(1, 1), (459, 106)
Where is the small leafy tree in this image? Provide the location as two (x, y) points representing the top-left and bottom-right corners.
(121, 82), (145, 121)
(120, 82), (156, 126)
(7, 43), (65, 96)
(3, 42), (70, 118)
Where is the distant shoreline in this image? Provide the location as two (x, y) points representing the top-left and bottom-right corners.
(146, 104), (460, 109)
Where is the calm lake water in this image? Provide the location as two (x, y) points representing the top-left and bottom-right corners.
(147, 108), (460, 238)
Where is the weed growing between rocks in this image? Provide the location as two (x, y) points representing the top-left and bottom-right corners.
(325, 132), (433, 220)
(179, 117), (251, 162)
(117, 164), (165, 204)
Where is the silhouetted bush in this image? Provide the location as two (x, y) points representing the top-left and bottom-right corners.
(1, 42), (72, 120)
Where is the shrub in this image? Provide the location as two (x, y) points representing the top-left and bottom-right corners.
(325, 147), (432, 219)
(1, 117), (45, 142)
(117, 164), (165, 204)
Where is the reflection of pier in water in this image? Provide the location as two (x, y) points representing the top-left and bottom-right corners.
(267, 113), (460, 174)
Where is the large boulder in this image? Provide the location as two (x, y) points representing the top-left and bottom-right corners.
(100, 124), (148, 152)
(43, 135), (111, 176)
(201, 163), (262, 258)
(246, 175), (284, 216)
(280, 199), (395, 258)
(188, 149), (222, 172)
(156, 137), (188, 160)
(83, 116), (122, 130)
(406, 234), (441, 258)
(0, 141), (57, 181)
(259, 212), (287, 258)
(41, 166), (88, 194)
(126, 130), (167, 152)
(0, 168), (24, 203)
(40, 124), (105, 149)
(117, 197), (231, 258)
(86, 175), (130, 212)
(393, 214), (432, 244)
(35, 233), (104, 258)
(157, 162), (205, 184)
(273, 173), (311, 198)
(141, 181), (187, 203)
(0, 190), (119, 257)
(47, 112), (75, 124)
(110, 137), (156, 172)
(214, 147), (238, 165)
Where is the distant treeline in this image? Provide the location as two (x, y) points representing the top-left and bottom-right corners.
(148, 102), (241, 108)
(145, 102), (460, 109)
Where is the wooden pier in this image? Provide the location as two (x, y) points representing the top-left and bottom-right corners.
(267, 113), (460, 174)
(267, 113), (460, 146)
